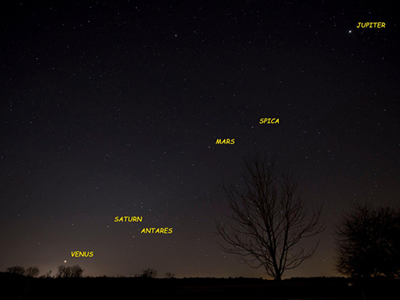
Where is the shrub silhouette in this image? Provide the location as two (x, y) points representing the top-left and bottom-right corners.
(57, 265), (84, 278)
(138, 267), (157, 278)
(6, 266), (25, 275)
(165, 272), (175, 279)
(25, 266), (40, 277)
(335, 204), (400, 278)
(39, 270), (52, 278)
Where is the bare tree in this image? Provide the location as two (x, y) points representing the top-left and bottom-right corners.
(138, 267), (157, 279)
(165, 272), (175, 279)
(39, 270), (52, 278)
(70, 265), (84, 278)
(6, 266), (25, 276)
(216, 155), (324, 280)
(57, 265), (70, 278)
(57, 265), (84, 278)
(25, 266), (40, 277)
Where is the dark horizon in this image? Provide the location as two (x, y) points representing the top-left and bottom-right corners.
(2, 271), (398, 300)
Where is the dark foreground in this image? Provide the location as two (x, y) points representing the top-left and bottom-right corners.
(1, 273), (398, 300)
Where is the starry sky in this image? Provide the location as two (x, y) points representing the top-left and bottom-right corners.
(1, 0), (399, 279)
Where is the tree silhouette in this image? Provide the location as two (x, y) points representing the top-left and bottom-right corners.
(138, 267), (157, 278)
(216, 154), (324, 280)
(25, 266), (40, 277)
(57, 265), (84, 278)
(165, 272), (175, 279)
(335, 203), (400, 278)
(6, 266), (25, 275)
(57, 265), (70, 278)
(70, 265), (84, 277)
(40, 270), (52, 278)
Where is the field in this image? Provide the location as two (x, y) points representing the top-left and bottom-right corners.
(2, 273), (397, 300)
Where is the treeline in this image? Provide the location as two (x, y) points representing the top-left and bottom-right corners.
(3, 266), (175, 279)
(5, 265), (83, 278)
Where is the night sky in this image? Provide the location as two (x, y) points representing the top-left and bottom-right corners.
(1, 0), (399, 279)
